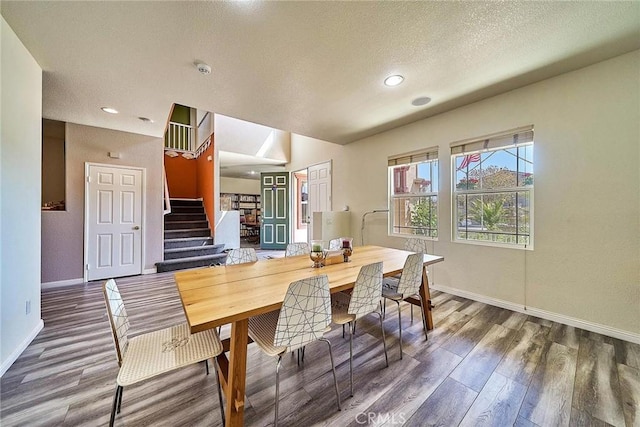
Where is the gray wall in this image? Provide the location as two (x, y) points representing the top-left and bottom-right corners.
(41, 123), (164, 283)
(1, 16), (43, 374)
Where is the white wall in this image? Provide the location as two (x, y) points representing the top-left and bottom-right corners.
(1, 17), (43, 375)
(41, 123), (164, 283)
(288, 134), (344, 173)
(333, 51), (639, 338)
(219, 177), (260, 195)
(215, 114), (290, 162)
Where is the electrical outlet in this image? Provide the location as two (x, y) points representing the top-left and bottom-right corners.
(25, 300), (31, 315)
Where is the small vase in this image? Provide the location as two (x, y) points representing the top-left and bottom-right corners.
(341, 237), (353, 262)
(310, 240), (325, 268)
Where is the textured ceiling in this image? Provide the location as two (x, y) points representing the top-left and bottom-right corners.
(2, 1), (639, 145)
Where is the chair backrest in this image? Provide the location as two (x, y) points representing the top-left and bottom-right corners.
(274, 275), (331, 352)
(328, 238), (342, 250)
(103, 279), (130, 366)
(225, 248), (258, 265)
(397, 253), (424, 296)
(404, 237), (427, 254)
(285, 242), (310, 257)
(348, 262), (383, 319)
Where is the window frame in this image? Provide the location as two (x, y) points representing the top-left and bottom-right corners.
(388, 150), (439, 240)
(451, 128), (534, 250)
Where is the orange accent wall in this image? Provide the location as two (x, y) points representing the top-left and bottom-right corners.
(164, 155), (197, 199)
(196, 140), (215, 235)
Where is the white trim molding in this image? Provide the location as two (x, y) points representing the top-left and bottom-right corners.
(143, 268), (157, 275)
(1, 319), (44, 377)
(432, 283), (640, 345)
(41, 278), (84, 290)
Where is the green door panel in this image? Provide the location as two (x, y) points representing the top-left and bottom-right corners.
(261, 172), (289, 250)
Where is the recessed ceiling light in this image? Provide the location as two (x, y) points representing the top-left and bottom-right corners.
(384, 75), (404, 87)
(411, 97), (432, 106)
(138, 117), (154, 123)
(101, 107), (118, 114)
(249, 171), (256, 175)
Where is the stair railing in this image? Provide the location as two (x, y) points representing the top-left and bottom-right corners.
(163, 165), (171, 215)
(165, 121), (194, 152)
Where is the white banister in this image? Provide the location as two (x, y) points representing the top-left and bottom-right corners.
(163, 165), (171, 215)
(165, 122), (194, 152)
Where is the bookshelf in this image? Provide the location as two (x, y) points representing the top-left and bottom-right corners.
(220, 193), (261, 239)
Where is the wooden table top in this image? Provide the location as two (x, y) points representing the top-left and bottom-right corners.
(174, 245), (444, 333)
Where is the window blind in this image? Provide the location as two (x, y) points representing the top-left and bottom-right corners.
(388, 146), (438, 166)
(450, 126), (533, 155)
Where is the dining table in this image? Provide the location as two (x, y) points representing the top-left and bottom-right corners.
(174, 245), (444, 426)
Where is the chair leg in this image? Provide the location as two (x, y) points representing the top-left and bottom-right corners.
(213, 358), (226, 427)
(116, 385), (123, 414)
(110, 385), (122, 427)
(320, 338), (341, 411)
(205, 358), (210, 375)
(274, 355), (283, 427)
(411, 304), (414, 322)
(376, 312), (389, 367)
(348, 321), (354, 397)
(342, 323), (345, 339)
(395, 300), (403, 360)
(296, 346), (306, 365)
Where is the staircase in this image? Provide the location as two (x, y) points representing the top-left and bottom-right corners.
(156, 199), (227, 273)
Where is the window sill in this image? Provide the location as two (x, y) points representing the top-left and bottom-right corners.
(389, 232), (438, 242)
(452, 238), (533, 251)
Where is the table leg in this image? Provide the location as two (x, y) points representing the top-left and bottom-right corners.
(419, 266), (434, 334)
(226, 319), (248, 426)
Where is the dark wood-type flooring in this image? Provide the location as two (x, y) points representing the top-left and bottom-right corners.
(1, 271), (639, 426)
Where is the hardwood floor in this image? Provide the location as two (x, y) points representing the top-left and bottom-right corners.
(1, 271), (639, 427)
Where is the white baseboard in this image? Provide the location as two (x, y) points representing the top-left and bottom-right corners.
(1, 319), (44, 377)
(432, 283), (640, 345)
(43, 268), (157, 287)
(41, 277), (84, 289)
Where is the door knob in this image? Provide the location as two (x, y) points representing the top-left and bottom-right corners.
(133, 226), (140, 230)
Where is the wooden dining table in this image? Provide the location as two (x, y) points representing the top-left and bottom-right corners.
(174, 245), (444, 426)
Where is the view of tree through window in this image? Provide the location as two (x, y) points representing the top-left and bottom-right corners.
(389, 156), (438, 238)
(453, 139), (533, 247)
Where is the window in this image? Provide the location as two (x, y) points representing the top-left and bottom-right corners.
(42, 119), (66, 211)
(388, 148), (439, 238)
(452, 127), (534, 248)
(295, 172), (308, 228)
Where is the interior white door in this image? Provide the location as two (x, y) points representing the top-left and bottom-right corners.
(86, 164), (143, 281)
(307, 161), (332, 241)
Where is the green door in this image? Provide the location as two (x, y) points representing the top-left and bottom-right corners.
(261, 172), (289, 250)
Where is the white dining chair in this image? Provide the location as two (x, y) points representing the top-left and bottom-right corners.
(103, 279), (225, 427)
(248, 275), (341, 426)
(404, 237), (427, 253)
(225, 247), (258, 265)
(285, 242), (310, 257)
(402, 237), (428, 322)
(331, 261), (388, 396)
(382, 253), (425, 359)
